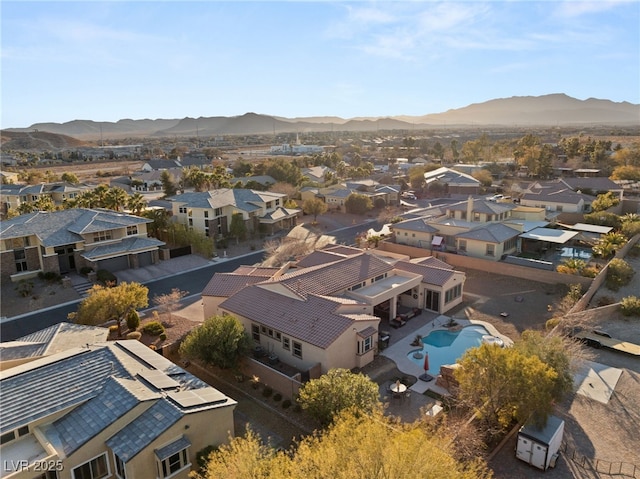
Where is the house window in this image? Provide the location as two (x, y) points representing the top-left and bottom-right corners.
(358, 336), (373, 354)
(486, 244), (495, 257)
(179, 207), (187, 214)
(188, 218), (193, 227)
(282, 337), (290, 350)
(214, 208), (222, 217)
(93, 231), (112, 242)
(252, 324), (260, 342)
(114, 453), (127, 479)
(275, 199), (280, 206)
(37, 472), (59, 479)
(473, 213), (481, 221)
(159, 449), (189, 478)
(445, 284), (462, 304)
(1, 425), (29, 445)
(556, 205), (563, 212)
(461, 211), (467, 220)
(292, 341), (302, 359)
(11, 237), (29, 248)
(14, 249), (28, 272)
(204, 211), (209, 218)
(458, 240), (467, 252)
(73, 453), (109, 479)
(126, 225), (138, 236)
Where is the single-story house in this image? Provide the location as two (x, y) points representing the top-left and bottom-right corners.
(203, 246), (465, 376)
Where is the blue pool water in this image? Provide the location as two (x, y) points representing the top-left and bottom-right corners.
(407, 325), (491, 374)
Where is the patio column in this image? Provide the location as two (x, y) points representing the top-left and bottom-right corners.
(389, 295), (398, 320)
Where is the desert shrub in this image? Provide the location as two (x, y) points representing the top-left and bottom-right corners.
(126, 331), (142, 340)
(545, 318), (561, 331)
(126, 310), (140, 331)
(273, 392), (282, 402)
(581, 266), (600, 278)
(262, 386), (273, 398)
(96, 269), (117, 286)
(80, 266), (94, 276)
(620, 296), (640, 317)
(109, 324), (119, 333)
(159, 332), (168, 341)
(606, 258), (635, 291)
(282, 399), (292, 409)
(142, 321), (165, 336)
(15, 280), (34, 297)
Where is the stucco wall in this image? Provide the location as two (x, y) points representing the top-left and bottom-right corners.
(378, 241), (593, 287)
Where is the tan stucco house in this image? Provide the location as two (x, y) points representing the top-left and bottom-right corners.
(167, 189), (300, 238)
(202, 245), (465, 376)
(0, 337), (236, 479)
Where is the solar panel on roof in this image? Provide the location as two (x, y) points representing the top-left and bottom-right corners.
(116, 340), (170, 370)
(138, 370), (180, 390)
(167, 388), (227, 408)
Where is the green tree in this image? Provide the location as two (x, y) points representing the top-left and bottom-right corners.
(196, 410), (491, 479)
(591, 192), (620, 212)
(302, 198), (328, 224)
(606, 258), (635, 291)
(455, 343), (558, 433)
(514, 330), (573, 402)
(70, 282), (149, 336)
(229, 212), (247, 244)
(179, 314), (250, 369)
(32, 195), (56, 212)
(160, 170), (178, 197)
(104, 187), (129, 211)
(592, 231), (627, 259)
(298, 368), (379, 426)
(61, 172), (79, 184)
(127, 192), (147, 216)
(345, 193), (373, 215)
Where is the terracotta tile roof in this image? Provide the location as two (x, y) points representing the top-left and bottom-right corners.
(411, 256), (453, 270)
(295, 250), (348, 268)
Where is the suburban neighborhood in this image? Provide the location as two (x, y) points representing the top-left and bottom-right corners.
(1, 120), (640, 479)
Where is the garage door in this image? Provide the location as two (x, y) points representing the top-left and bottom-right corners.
(98, 255), (130, 272)
(137, 251), (153, 267)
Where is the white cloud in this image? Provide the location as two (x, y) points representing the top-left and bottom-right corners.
(553, 0), (633, 18)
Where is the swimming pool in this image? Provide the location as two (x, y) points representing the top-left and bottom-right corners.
(407, 325), (496, 374)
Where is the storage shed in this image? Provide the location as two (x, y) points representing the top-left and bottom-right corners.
(515, 415), (564, 470)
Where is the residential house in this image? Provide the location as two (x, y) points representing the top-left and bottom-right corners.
(314, 181), (400, 211)
(141, 159), (182, 172)
(229, 175), (277, 189)
(390, 197), (530, 261)
(520, 180), (596, 214)
(0, 208), (164, 283)
(0, 323), (109, 371)
(561, 177), (624, 199)
(203, 245), (465, 376)
(0, 337), (236, 479)
(167, 189), (300, 238)
(0, 182), (93, 216)
(423, 167), (481, 196)
(111, 169), (183, 193)
(301, 166), (335, 185)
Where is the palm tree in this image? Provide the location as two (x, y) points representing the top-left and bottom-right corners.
(127, 193), (147, 216)
(104, 187), (128, 211)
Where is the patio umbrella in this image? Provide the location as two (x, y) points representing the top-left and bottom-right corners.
(423, 352), (429, 372)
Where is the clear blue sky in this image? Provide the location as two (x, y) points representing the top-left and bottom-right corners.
(2, 1), (639, 128)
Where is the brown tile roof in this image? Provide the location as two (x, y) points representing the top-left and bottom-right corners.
(394, 260), (456, 287)
(220, 285), (368, 348)
(295, 250), (347, 268)
(412, 256), (453, 270)
(275, 253), (394, 296)
(201, 274), (267, 297)
(231, 266), (280, 277)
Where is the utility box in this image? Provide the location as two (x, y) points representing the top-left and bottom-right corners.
(516, 415), (564, 470)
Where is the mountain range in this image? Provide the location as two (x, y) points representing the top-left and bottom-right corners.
(4, 94), (639, 141)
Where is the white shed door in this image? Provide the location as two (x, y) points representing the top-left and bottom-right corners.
(531, 442), (548, 469)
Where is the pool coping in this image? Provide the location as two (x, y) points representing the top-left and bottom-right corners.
(380, 315), (513, 395)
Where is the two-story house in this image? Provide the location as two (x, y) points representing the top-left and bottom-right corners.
(0, 208), (164, 283)
(167, 189), (300, 238)
(0, 336), (236, 479)
(0, 182), (94, 216)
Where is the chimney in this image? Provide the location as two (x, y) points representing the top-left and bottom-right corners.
(466, 196), (473, 221)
